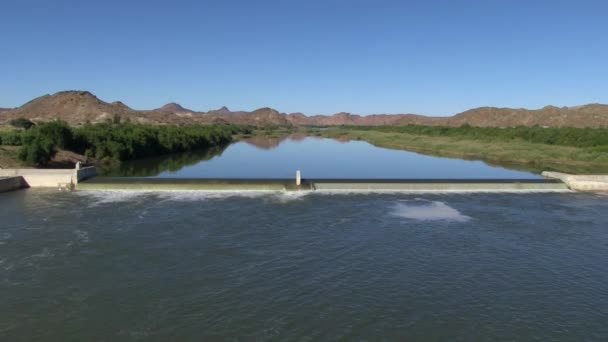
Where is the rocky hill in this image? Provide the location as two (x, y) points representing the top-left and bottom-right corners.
(446, 105), (608, 128)
(1, 90), (607, 128)
(0, 91), (191, 125)
(155, 103), (195, 117)
(3, 91), (134, 123)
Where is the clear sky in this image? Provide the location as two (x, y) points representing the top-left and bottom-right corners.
(1, 0), (607, 115)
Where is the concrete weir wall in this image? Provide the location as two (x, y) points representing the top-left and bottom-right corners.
(10, 167), (608, 192)
(312, 180), (568, 191)
(0, 166), (96, 189)
(542, 172), (608, 191)
(77, 178), (288, 191)
(77, 177), (569, 192)
(0, 176), (27, 193)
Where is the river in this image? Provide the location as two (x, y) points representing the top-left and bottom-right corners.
(101, 135), (541, 179)
(3, 136), (608, 340)
(1, 190), (608, 340)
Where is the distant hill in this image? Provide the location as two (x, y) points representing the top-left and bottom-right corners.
(14, 91), (133, 122)
(208, 106), (232, 115)
(1, 91), (202, 125)
(1, 90), (607, 128)
(446, 104), (608, 127)
(155, 102), (195, 116)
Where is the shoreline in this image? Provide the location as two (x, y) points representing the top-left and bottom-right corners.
(318, 129), (608, 175)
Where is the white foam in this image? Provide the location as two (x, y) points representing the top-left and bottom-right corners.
(166, 190), (290, 201)
(155, 190), (312, 203)
(76, 189), (310, 205)
(76, 190), (150, 206)
(75, 188), (570, 207)
(268, 190), (311, 203)
(391, 200), (471, 222)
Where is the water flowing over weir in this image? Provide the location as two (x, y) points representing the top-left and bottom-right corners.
(76, 176), (570, 192)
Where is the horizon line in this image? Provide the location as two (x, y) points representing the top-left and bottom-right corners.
(2, 89), (607, 118)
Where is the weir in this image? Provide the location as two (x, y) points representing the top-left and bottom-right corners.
(76, 176), (570, 192)
(7, 167), (608, 192)
(0, 165), (97, 192)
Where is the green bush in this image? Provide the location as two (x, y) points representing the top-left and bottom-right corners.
(15, 120), (250, 166)
(18, 121), (74, 166)
(0, 131), (23, 145)
(18, 136), (55, 165)
(9, 117), (35, 129)
(71, 122), (247, 161)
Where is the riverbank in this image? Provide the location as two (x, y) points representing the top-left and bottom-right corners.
(0, 127), (283, 172)
(5, 125), (608, 177)
(318, 129), (608, 174)
(0, 145), (92, 170)
(0, 146), (24, 169)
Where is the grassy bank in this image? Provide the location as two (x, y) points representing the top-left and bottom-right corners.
(0, 145), (26, 168)
(346, 125), (608, 148)
(318, 128), (608, 174)
(0, 125), (25, 168)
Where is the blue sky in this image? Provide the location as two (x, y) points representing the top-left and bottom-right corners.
(1, 0), (607, 115)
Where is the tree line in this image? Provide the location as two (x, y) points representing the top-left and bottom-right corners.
(4, 120), (251, 166)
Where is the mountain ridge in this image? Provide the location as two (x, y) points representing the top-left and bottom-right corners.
(1, 90), (608, 128)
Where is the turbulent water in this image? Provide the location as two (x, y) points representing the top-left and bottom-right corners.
(2, 189), (608, 340)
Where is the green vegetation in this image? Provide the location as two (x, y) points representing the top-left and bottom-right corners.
(0, 119), (31, 145)
(259, 125), (296, 137)
(18, 121), (73, 165)
(345, 125), (608, 148)
(0, 146), (25, 169)
(9, 117), (35, 130)
(71, 122), (247, 161)
(0, 131), (23, 145)
(321, 126), (608, 174)
(13, 120), (251, 166)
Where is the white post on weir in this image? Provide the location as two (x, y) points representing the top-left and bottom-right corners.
(296, 170), (301, 186)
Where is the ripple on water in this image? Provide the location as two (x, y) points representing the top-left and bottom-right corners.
(390, 199), (471, 222)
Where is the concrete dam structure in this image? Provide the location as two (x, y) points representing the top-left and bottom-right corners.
(5, 167), (608, 193)
(76, 176), (570, 192)
(0, 165), (97, 193)
(542, 172), (608, 192)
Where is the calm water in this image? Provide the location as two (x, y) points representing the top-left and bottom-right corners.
(103, 136), (541, 179)
(2, 189), (608, 340)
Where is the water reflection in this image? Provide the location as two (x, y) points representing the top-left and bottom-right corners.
(241, 133), (308, 150)
(100, 145), (229, 177)
(102, 134), (541, 179)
